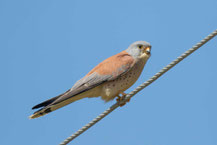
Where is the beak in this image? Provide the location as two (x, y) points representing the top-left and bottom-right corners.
(145, 47), (151, 55)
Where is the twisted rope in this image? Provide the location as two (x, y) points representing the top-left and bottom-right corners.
(60, 29), (217, 145)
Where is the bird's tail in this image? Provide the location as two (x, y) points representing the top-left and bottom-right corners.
(29, 89), (83, 119)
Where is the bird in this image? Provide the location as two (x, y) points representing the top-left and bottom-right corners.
(29, 41), (152, 119)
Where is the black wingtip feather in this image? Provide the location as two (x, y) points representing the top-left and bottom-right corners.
(32, 89), (71, 110)
(32, 96), (60, 109)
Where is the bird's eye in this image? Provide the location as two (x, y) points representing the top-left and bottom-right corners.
(138, 45), (143, 49)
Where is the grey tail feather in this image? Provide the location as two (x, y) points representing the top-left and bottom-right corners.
(29, 89), (71, 119)
(29, 107), (52, 119)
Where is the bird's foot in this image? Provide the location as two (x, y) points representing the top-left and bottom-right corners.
(116, 92), (130, 107)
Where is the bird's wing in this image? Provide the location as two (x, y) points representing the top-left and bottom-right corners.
(30, 51), (135, 119)
(51, 51), (136, 105)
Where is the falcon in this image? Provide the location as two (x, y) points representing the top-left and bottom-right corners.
(29, 41), (151, 119)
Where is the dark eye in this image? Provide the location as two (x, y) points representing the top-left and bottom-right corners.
(138, 45), (142, 49)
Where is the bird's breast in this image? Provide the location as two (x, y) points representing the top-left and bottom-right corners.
(100, 59), (147, 102)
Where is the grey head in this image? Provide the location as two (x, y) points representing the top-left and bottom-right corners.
(125, 41), (152, 59)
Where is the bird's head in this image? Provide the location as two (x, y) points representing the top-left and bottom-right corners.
(126, 41), (151, 60)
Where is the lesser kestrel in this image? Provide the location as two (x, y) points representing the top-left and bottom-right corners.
(30, 41), (151, 119)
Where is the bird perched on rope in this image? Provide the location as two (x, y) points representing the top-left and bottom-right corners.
(29, 41), (152, 119)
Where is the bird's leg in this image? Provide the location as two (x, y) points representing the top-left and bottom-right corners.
(116, 92), (131, 107)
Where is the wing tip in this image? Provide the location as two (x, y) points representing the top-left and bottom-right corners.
(32, 106), (39, 110)
(32, 104), (44, 110)
(31, 89), (71, 110)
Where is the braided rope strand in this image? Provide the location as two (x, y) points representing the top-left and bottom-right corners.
(60, 29), (217, 145)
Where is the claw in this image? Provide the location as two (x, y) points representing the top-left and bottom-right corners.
(116, 92), (130, 107)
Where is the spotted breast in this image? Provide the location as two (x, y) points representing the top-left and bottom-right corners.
(100, 59), (147, 102)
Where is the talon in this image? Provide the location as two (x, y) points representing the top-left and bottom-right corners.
(126, 97), (131, 102)
(119, 102), (126, 107)
(116, 92), (130, 107)
(120, 92), (127, 96)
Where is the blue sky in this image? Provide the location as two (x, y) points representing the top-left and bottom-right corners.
(1, 0), (217, 145)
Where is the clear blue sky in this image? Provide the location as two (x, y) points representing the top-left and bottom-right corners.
(1, 0), (217, 145)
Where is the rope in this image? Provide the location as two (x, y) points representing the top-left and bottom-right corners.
(59, 29), (217, 145)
